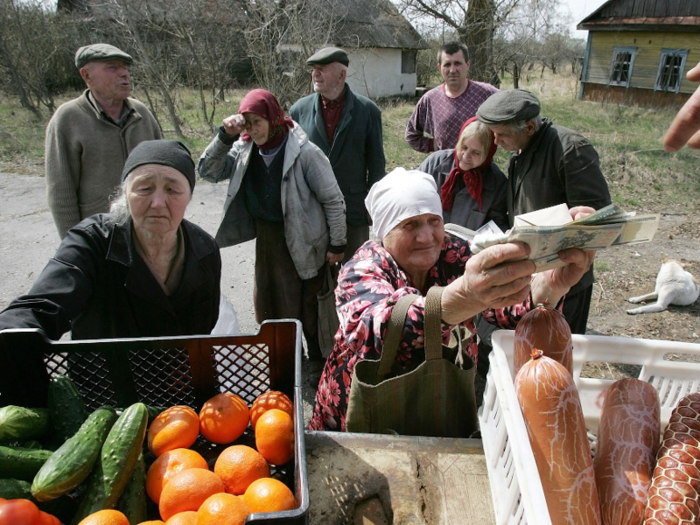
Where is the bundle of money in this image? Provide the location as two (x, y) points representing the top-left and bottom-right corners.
(446, 204), (660, 272)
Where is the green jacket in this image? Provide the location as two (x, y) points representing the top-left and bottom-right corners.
(289, 85), (385, 226)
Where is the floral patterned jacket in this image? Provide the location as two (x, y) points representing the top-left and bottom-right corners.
(310, 234), (535, 431)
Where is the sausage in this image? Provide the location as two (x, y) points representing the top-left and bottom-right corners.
(644, 392), (700, 525)
(514, 305), (573, 377)
(595, 378), (660, 525)
(515, 350), (602, 525)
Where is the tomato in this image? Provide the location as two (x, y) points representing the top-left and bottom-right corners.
(0, 498), (41, 525)
(38, 510), (61, 525)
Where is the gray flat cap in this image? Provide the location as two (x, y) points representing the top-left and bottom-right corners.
(476, 89), (541, 125)
(75, 43), (133, 69)
(306, 46), (349, 67)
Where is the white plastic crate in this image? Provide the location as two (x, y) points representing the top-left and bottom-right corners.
(478, 329), (700, 525)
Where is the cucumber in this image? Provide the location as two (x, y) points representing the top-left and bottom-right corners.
(31, 406), (118, 502)
(0, 478), (32, 499)
(116, 452), (147, 525)
(0, 406), (51, 443)
(70, 403), (148, 525)
(48, 375), (89, 443)
(0, 445), (52, 481)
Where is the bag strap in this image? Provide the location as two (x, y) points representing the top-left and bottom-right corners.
(376, 293), (420, 379)
(424, 286), (445, 361)
(325, 263), (338, 288)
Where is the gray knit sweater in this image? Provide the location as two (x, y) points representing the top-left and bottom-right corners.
(45, 90), (162, 238)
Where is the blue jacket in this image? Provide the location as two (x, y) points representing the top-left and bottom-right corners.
(289, 85), (385, 226)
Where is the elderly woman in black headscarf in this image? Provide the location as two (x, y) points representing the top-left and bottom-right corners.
(0, 139), (221, 340)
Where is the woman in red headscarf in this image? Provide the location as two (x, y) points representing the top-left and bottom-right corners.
(418, 116), (509, 394)
(419, 116), (508, 232)
(198, 89), (346, 359)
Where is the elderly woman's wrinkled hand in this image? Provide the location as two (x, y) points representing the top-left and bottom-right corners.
(462, 242), (536, 307)
(222, 114), (246, 137)
(569, 205), (596, 222)
(531, 247), (596, 306)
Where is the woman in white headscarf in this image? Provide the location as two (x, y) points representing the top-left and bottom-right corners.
(310, 168), (596, 431)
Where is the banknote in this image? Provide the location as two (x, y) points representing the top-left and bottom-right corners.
(463, 204), (660, 272)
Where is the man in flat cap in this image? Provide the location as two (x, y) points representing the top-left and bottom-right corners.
(477, 88), (611, 335)
(45, 43), (162, 238)
(290, 46), (386, 263)
(405, 41), (498, 153)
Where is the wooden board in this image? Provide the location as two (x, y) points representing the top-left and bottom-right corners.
(305, 431), (495, 525)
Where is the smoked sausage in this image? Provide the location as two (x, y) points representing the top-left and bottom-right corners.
(515, 350), (601, 525)
(514, 305), (573, 378)
(644, 392), (700, 524)
(595, 378), (660, 525)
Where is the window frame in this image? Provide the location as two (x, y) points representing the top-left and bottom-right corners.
(655, 49), (689, 93)
(401, 49), (417, 75)
(609, 46), (637, 87)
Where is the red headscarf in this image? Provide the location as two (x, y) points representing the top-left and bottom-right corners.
(238, 89), (294, 150)
(440, 117), (498, 212)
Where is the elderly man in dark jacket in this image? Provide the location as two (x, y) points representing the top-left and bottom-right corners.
(289, 47), (386, 261)
(477, 89), (611, 335)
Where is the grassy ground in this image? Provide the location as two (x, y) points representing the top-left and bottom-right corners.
(2, 72), (699, 212)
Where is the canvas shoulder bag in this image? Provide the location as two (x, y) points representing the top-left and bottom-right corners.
(345, 286), (478, 437)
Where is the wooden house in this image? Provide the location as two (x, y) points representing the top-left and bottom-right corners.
(577, 0), (700, 108)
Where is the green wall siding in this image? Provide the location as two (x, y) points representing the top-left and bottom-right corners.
(584, 31), (700, 94)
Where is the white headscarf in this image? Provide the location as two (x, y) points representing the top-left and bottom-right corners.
(365, 168), (443, 240)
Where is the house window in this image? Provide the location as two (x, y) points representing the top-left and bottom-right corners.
(402, 50), (416, 74)
(609, 47), (636, 87)
(656, 49), (689, 93)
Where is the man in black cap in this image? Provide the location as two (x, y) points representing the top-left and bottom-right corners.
(45, 43), (161, 239)
(476, 88), (611, 335)
(289, 46), (386, 261)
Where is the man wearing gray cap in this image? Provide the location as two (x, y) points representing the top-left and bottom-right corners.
(477, 88), (611, 335)
(289, 46), (385, 261)
(45, 43), (161, 238)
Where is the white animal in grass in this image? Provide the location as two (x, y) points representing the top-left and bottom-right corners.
(627, 255), (700, 314)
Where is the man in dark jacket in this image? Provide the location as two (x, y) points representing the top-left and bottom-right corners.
(477, 89), (611, 335)
(289, 47), (386, 261)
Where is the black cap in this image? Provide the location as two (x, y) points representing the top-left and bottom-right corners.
(121, 140), (196, 192)
(75, 43), (133, 69)
(476, 89), (541, 125)
(306, 46), (349, 67)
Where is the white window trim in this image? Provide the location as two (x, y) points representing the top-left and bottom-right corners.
(609, 46), (637, 88)
(655, 49), (689, 93)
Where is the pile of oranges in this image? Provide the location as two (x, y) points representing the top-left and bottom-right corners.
(145, 390), (296, 525)
(74, 390), (296, 525)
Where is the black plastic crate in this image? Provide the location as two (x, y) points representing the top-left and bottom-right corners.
(0, 320), (309, 525)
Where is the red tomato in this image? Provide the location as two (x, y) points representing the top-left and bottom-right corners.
(0, 498), (41, 525)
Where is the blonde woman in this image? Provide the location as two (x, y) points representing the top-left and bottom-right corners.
(419, 116), (508, 232)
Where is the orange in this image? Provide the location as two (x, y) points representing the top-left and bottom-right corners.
(76, 509), (130, 525)
(137, 522), (165, 525)
(148, 405), (200, 457)
(0, 499), (41, 525)
(146, 448), (209, 504)
(196, 492), (250, 525)
(158, 468), (225, 521)
(243, 478), (297, 513)
(199, 393), (249, 444)
(250, 391), (294, 429)
(38, 511), (61, 525)
(214, 444), (270, 495)
(164, 510), (197, 525)
(255, 408), (295, 465)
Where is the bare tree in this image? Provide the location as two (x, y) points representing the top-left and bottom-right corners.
(242, 0), (343, 108)
(0, 0), (75, 115)
(397, 0), (521, 84)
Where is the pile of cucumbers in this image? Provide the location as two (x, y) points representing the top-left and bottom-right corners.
(0, 375), (152, 525)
